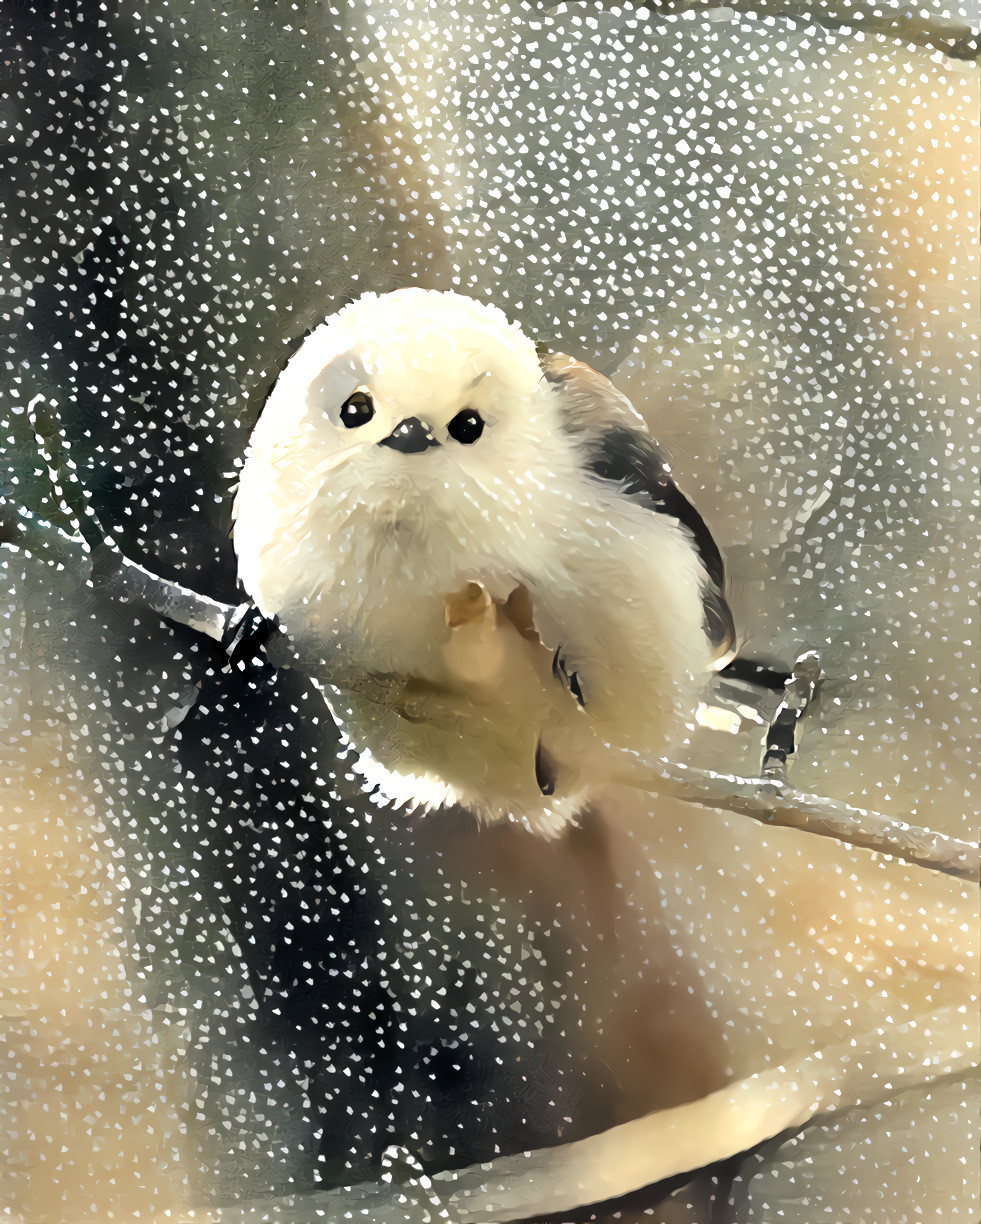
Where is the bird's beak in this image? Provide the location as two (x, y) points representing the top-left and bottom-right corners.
(378, 417), (440, 454)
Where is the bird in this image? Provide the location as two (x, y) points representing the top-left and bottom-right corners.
(232, 288), (735, 834)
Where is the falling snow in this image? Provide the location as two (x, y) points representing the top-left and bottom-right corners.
(1, 2), (978, 1221)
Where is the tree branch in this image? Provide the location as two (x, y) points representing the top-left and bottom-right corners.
(649, 759), (979, 882)
(164, 1001), (978, 1222)
(636, 0), (978, 62)
(7, 410), (978, 884)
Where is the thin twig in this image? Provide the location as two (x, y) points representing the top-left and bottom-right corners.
(637, 0), (978, 61)
(7, 421), (978, 884)
(94, 547), (242, 646)
(29, 395), (108, 551)
(650, 759), (980, 883)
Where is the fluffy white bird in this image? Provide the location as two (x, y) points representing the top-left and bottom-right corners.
(233, 288), (734, 833)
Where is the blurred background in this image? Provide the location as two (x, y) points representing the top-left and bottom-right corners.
(1, 1), (978, 1220)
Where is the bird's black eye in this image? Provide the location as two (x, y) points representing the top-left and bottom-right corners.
(447, 408), (484, 444)
(340, 390), (374, 428)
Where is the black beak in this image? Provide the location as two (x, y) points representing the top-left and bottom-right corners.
(378, 417), (439, 454)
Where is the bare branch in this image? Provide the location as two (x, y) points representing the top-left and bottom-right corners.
(635, 0), (979, 61)
(0, 504), (90, 569)
(649, 759), (980, 883)
(94, 548), (243, 647)
(29, 395), (109, 552)
(164, 1001), (977, 1223)
(14, 399), (285, 664)
(7, 412), (977, 884)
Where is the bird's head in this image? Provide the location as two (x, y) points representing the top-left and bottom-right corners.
(233, 288), (556, 615)
(254, 288), (546, 494)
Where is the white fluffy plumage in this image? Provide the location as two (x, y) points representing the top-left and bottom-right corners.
(233, 288), (732, 833)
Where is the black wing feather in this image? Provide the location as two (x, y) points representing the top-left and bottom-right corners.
(541, 349), (736, 658)
(583, 425), (735, 658)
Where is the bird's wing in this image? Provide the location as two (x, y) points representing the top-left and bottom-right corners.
(536, 347), (646, 431)
(540, 349), (736, 663)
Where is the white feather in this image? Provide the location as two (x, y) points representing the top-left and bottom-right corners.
(234, 288), (721, 831)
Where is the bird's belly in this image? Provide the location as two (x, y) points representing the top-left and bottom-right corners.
(316, 530), (521, 680)
(322, 580), (606, 828)
(294, 529), (703, 828)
